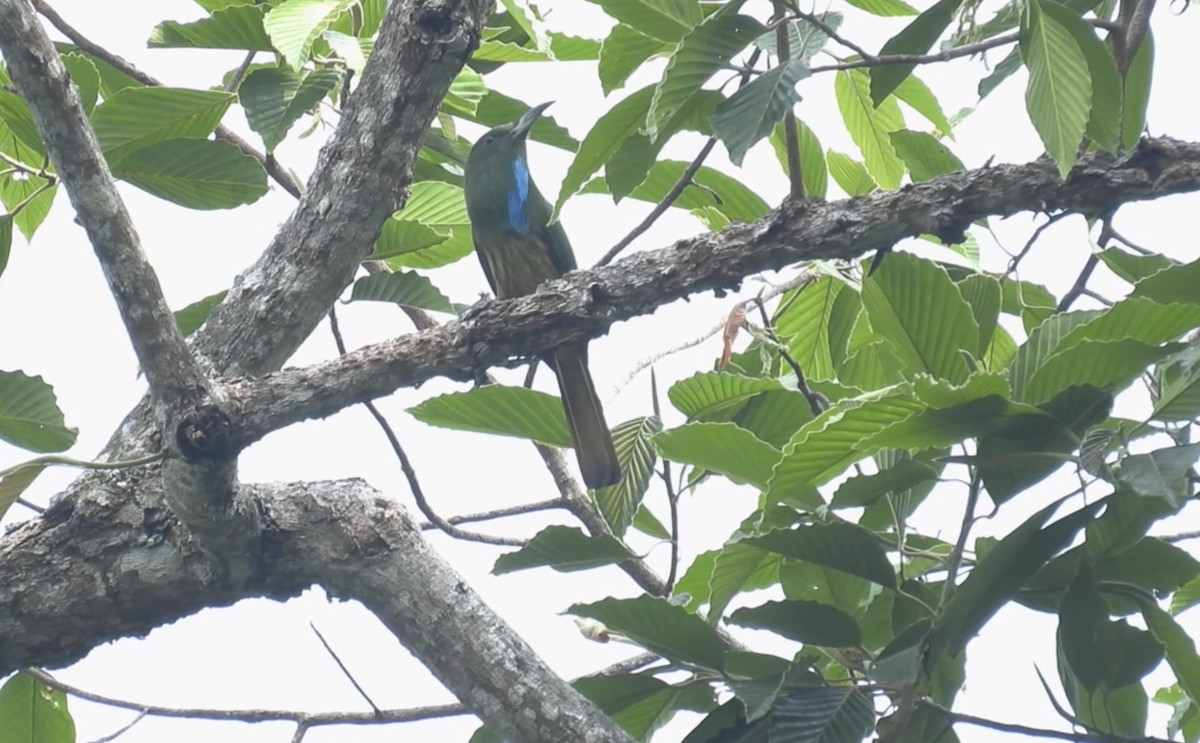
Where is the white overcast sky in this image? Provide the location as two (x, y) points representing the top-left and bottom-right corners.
(2, 1), (1199, 742)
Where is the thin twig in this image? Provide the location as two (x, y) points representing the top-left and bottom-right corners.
(793, 8), (874, 61)
(939, 472), (982, 607)
(650, 369), (681, 593)
(310, 622), (381, 715)
(595, 137), (718, 267)
(809, 32), (1018, 74)
(1003, 212), (1073, 280)
(419, 498), (565, 530)
(328, 307), (522, 547)
(89, 711), (147, 743)
(15, 498), (45, 513)
(33, 0), (304, 199)
(750, 294), (826, 416)
(1057, 254), (1100, 312)
(775, 2), (805, 199)
(919, 699), (1174, 743)
(224, 51), (258, 93)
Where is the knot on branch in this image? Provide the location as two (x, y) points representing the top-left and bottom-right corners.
(176, 404), (236, 461)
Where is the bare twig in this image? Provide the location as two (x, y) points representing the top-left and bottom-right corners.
(14, 498), (45, 514)
(328, 307), (522, 547)
(809, 32), (1018, 74)
(89, 711), (147, 743)
(1003, 212), (1074, 280)
(1057, 254), (1100, 312)
(596, 137), (719, 267)
(775, 3), (805, 199)
(33, 0), (305, 199)
(224, 51), (258, 93)
(919, 699), (1175, 743)
(939, 472), (982, 606)
(419, 498), (565, 530)
(793, 8), (874, 61)
(751, 294), (826, 416)
(310, 622), (381, 716)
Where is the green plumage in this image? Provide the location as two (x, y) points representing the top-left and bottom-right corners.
(464, 103), (621, 490)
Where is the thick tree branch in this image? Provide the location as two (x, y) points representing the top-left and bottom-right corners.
(0, 0), (208, 413)
(221, 137), (1200, 447)
(0, 477), (635, 743)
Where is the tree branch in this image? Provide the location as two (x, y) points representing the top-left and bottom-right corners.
(809, 32), (1018, 74)
(221, 137), (1200, 448)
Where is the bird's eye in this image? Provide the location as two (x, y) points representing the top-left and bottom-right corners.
(484, 133), (496, 144)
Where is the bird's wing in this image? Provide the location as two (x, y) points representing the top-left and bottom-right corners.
(528, 183), (577, 275)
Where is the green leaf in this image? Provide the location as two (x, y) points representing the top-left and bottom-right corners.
(654, 422), (780, 488)
(754, 13), (843, 65)
(493, 525), (634, 574)
(769, 685), (876, 743)
(0, 215), (10, 281)
(61, 53), (100, 115)
(957, 274), (1001, 354)
(572, 674), (713, 741)
(669, 372), (781, 420)
(826, 150), (876, 195)
(584, 0), (704, 43)
(1139, 599), (1200, 706)
(173, 290), (227, 338)
(600, 24), (668, 94)
(110, 138), (268, 209)
(466, 90), (577, 151)
(869, 0), (963, 103)
(647, 11), (766, 139)
(408, 386), (572, 448)
(770, 118), (826, 198)
(835, 69), (905, 189)
(889, 129), (964, 181)
(0, 131), (56, 242)
(831, 460), (939, 509)
(1020, 0), (1092, 177)
(774, 277), (844, 383)
(1116, 443), (1200, 508)
(745, 523), (896, 588)
(0, 370), (77, 453)
(583, 159), (770, 224)
(978, 46), (1024, 100)
(1153, 342), (1200, 422)
(91, 87), (235, 164)
(571, 596), (726, 671)
(321, 30), (368, 74)
(595, 415), (663, 537)
(349, 271), (456, 314)
(1121, 30), (1152, 149)
(1039, 0), (1120, 152)
(892, 74), (953, 136)
(239, 67), (343, 152)
(929, 498), (1103, 661)
(730, 600), (863, 647)
(264, 0), (353, 69)
(149, 4), (273, 50)
(710, 60), (810, 167)
(0, 86), (44, 156)
(555, 85), (654, 217)
(1097, 247), (1175, 284)
(1129, 257), (1200, 305)
(844, 0), (917, 14)
(1025, 338), (1182, 406)
(863, 251), (979, 382)
(0, 461), (47, 522)
(0, 672), (75, 743)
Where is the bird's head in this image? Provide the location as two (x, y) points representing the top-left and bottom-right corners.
(466, 101), (553, 170)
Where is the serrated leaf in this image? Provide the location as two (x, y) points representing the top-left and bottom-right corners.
(745, 523), (896, 588)
(555, 85), (654, 217)
(173, 290), (227, 337)
(869, 0), (963, 103)
(584, 0), (704, 43)
(61, 53), (100, 115)
(1154, 342), (1200, 422)
(605, 89), (722, 201)
(239, 67), (343, 152)
(264, 0), (353, 69)
(149, 4), (273, 50)
(892, 74), (953, 136)
(862, 251), (979, 382)
(408, 386), (572, 447)
(710, 60), (810, 166)
(1020, 0), (1092, 177)
(1040, 0), (1120, 152)
(595, 415), (663, 536)
(91, 87), (235, 164)
(647, 10), (766, 139)
(831, 460), (939, 509)
(600, 23), (669, 94)
(466, 90), (577, 151)
(730, 600), (862, 647)
(845, 0), (917, 14)
(1139, 598), (1200, 707)
(349, 271), (456, 314)
(770, 118), (826, 198)
(0, 138), (55, 241)
(1121, 30), (1152, 149)
(1026, 338), (1181, 406)
(957, 274), (1001, 354)
(1097, 247), (1175, 284)
(1129, 257), (1200, 305)
(110, 138), (268, 209)
(774, 277), (844, 383)
(826, 150), (876, 196)
(654, 422), (780, 488)
(929, 498), (1103, 661)
(571, 596), (726, 671)
(770, 684), (875, 743)
(0, 462), (46, 522)
(889, 129), (964, 181)
(669, 372), (781, 420)
(321, 30), (368, 74)
(835, 69), (905, 189)
(0, 370), (77, 453)
(0, 672), (75, 743)
(1116, 443), (1200, 508)
(493, 525), (634, 574)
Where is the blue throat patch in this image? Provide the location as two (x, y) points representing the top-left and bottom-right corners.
(506, 156), (530, 234)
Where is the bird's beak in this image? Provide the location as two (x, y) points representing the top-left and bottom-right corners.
(512, 101), (553, 140)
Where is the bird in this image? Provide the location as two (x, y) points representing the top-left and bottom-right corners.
(463, 102), (622, 490)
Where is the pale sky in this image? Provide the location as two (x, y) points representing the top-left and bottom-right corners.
(2, 1), (1199, 742)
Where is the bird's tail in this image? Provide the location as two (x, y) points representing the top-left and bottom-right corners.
(552, 344), (621, 490)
